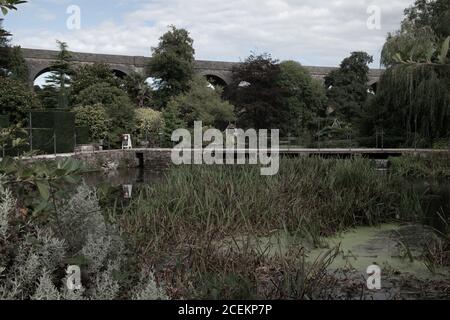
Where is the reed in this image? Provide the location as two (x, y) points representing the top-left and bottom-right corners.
(117, 157), (426, 298)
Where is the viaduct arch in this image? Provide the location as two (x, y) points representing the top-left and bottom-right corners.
(21, 48), (383, 89)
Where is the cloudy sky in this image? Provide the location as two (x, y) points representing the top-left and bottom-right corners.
(3, 0), (414, 67)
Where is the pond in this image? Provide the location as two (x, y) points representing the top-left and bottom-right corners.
(81, 164), (449, 299)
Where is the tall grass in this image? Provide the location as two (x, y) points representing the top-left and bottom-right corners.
(389, 155), (450, 179)
(122, 158), (414, 244)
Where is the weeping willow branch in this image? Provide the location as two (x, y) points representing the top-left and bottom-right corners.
(376, 63), (450, 145)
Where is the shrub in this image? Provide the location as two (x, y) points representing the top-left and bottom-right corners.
(134, 108), (163, 146)
(0, 183), (169, 300)
(73, 104), (110, 142)
(73, 83), (136, 147)
(167, 76), (235, 129)
(0, 77), (40, 123)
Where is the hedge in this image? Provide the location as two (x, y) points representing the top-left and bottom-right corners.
(27, 111), (76, 154)
(0, 115), (9, 129)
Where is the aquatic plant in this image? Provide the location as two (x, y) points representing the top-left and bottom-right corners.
(118, 157), (433, 299)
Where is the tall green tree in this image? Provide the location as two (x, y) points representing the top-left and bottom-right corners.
(374, 0), (450, 147)
(148, 26), (195, 109)
(45, 41), (73, 109)
(7, 46), (28, 83)
(0, 19), (28, 82)
(167, 76), (235, 129)
(34, 85), (59, 109)
(324, 52), (373, 124)
(73, 82), (136, 147)
(0, 77), (40, 123)
(71, 62), (121, 98)
(226, 53), (282, 130)
(0, 19), (11, 77)
(275, 61), (327, 136)
(404, 0), (450, 40)
(382, 0), (449, 67)
(161, 102), (186, 147)
(124, 72), (152, 108)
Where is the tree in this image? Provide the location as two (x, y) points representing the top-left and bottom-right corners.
(106, 99), (136, 147)
(74, 82), (128, 106)
(381, 23), (437, 67)
(0, 77), (40, 123)
(0, 19), (28, 82)
(0, 19), (10, 76)
(0, 0), (26, 15)
(374, 0), (450, 147)
(134, 108), (163, 146)
(34, 85), (59, 109)
(148, 26), (195, 109)
(45, 41), (73, 109)
(167, 76), (235, 129)
(7, 46), (28, 82)
(71, 63), (121, 98)
(124, 72), (152, 108)
(226, 53), (282, 130)
(73, 104), (110, 142)
(324, 52), (373, 124)
(404, 0), (450, 40)
(382, 0), (449, 67)
(74, 82), (136, 147)
(161, 103), (186, 147)
(275, 61), (327, 136)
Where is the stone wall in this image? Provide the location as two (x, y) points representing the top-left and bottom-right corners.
(21, 149), (173, 172)
(74, 149), (173, 171)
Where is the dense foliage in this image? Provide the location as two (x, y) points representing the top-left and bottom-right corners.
(324, 52), (373, 125)
(0, 77), (40, 122)
(73, 104), (110, 142)
(374, 0), (450, 147)
(226, 54), (282, 130)
(167, 76), (235, 129)
(134, 108), (163, 146)
(124, 72), (152, 109)
(71, 63), (121, 98)
(148, 26), (195, 109)
(73, 82), (135, 146)
(44, 41), (73, 109)
(227, 54), (328, 139)
(276, 61), (327, 136)
(0, 19), (28, 83)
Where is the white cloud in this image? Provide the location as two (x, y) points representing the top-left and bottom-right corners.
(11, 0), (414, 67)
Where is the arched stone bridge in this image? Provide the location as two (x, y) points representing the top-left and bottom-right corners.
(21, 48), (383, 88)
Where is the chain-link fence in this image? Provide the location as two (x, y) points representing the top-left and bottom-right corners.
(0, 111), (90, 157)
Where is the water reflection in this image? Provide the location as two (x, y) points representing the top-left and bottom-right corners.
(122, 185), (133, 199)
(82, 168), (165, 202)
(83, 167), (164, 188)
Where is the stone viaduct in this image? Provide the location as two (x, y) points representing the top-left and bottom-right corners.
(21, 48), (383, 89)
